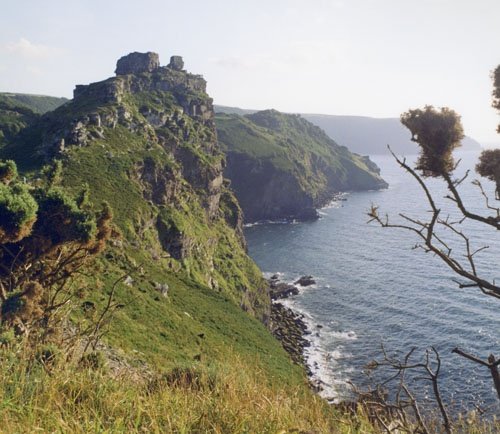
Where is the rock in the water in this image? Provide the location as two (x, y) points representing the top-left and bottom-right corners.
(269, 282), (299, 300)
(168, 55), (184, 71)
(115, 52), (160, 75)
(295, 275), (316, 286)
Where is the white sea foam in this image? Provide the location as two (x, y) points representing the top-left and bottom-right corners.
(320, 193), (350, 210)
(266, 272), (355, 402)
(248, 152), (500, 412)
(244, 219), (299, 228)
(279, 295), (355, 403)
(330, 330), (358, 341)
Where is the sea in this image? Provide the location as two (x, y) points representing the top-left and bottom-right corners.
(244, 150), (500, 415)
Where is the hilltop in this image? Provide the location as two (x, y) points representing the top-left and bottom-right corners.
(0, 51), (364, 432)
(0, 51), (494, 433)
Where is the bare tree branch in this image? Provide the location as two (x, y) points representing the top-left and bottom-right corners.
(369, 148), (500, 299)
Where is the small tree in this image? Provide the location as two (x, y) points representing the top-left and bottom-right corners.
(0, 160), (112, 338)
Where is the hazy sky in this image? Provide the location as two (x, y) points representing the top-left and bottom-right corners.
(1, 0), (499, 144)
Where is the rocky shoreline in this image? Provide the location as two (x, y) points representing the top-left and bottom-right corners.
(268, 274), (324, 390)
(270, 301), (310, 369)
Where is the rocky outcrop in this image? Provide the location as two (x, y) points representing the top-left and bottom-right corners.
(115, 52), (160, 75)
(168, 55), (184, 71)
(5, 52), (269, 321)
(270, 302), (310, 367)
(269, 281), (299, 300)
(268, 275), (311, 370)
(45, 53), (222, 221)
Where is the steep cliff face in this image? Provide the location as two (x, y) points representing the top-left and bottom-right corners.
(1, 52), (268, 320)
(216, 110), (388, 222)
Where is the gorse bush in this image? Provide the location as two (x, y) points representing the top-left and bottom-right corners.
(0, 181), (38, 243)
(0, 160), (17, 183)
(0, 159), (112, 337)
(400, 105), (464, 177)
(476, 148), (500, 197)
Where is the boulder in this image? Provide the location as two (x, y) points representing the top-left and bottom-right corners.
(155, 282), (169, 297)
(269, 282), (299, 300)
(115, 52), (160, 75)
(295, 275), (316, 286)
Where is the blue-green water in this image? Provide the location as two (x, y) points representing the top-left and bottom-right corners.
(245, 151), (500, 414)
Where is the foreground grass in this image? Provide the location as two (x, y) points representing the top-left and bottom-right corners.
(1, 342), (499, 433)
(0, 343), (347, 433)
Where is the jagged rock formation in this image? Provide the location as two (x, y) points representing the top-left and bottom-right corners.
(216, 110), (388, 222)
(1, 52), (268, 320)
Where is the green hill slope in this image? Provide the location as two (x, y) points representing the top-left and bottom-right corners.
(215, 105), (482, 155)
(0, 52), (304, 386)
(0, 94), (39, 146)
(0, 92), (67, 114)
(216, 110), (388, 222)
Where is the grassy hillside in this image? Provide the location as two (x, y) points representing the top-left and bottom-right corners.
(0, 53), (308, 401)
(216, 110), (387, 222)
(0, 92), (68, 114)
(215, 104), (257, 115)
(0, 94), (39, 146)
